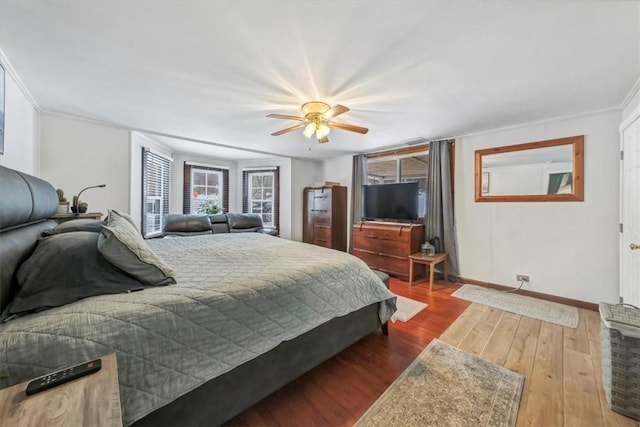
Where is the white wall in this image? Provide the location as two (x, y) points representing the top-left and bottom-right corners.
(40, 113), (130, 217)
(0, 61), (40, 175)
(456, 110), (622, 304)
(290, 159), (321, 241)
(173, 153), (238, 214)
(238, 157), (295, 240)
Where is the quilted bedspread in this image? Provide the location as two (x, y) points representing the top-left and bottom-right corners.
(0, 233), (396, 425)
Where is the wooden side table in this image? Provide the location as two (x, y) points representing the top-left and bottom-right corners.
(50, 212), (103, 224)
(0, 353), (122, 427)
(408, 252), (448, 291)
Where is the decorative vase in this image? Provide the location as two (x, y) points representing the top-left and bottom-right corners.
(58, 202), (69, 214)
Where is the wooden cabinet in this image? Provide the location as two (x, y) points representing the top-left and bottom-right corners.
(352, 222), (425, 281)
(303, 186), (347, 252)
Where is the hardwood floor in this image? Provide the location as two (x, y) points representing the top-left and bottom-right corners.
(227, 278), (639, 427)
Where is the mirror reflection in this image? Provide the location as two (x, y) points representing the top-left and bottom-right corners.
(475, 135), (584, 202)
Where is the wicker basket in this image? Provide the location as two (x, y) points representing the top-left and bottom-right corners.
(600, 302), (640, 421)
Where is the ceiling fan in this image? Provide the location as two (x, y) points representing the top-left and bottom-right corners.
(267, 101), (368, 144)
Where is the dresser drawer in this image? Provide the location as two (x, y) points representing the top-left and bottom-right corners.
(313, 226), (332, 247)
(353, 235), (411, 256)
(352, 249), (409, 277)
(353, 225), (413, 242)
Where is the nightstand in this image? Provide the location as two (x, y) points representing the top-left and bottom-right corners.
(50, 212), (103, 223)
(0, 353), (122, 426)
(408, 252), (449, 291)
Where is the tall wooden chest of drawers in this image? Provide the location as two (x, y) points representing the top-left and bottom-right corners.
(352, 222), (425, 281)
(303, 186), (347, 251)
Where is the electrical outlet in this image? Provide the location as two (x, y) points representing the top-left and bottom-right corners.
(516, 274), (530, 283)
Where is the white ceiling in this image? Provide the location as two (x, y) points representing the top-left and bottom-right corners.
(1, 1), (638, 160)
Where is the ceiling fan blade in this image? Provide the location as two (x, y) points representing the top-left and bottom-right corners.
(266, 114), (306, 121)
(322, 104), (349, 120)
(271, 123), (305, 136)
(318, 135), (329, 144)
(331, 122), (369, 134)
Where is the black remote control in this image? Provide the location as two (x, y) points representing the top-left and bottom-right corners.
(25, 358), (102, 396)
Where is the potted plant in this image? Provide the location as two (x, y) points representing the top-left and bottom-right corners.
(56, 189), (69, 214)
(71, 196), (89, 214)
(197, 200), (221, 215)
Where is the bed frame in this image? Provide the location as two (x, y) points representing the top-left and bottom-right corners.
(0, 165), (385, 426)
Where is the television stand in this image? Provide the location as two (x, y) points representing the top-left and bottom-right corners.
(352, 221), (425, 282)
(363, 220), (419, 226)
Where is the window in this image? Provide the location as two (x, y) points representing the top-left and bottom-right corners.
(366, 147), (429, 217)
(142, 148), (171, 238)
(242, 167), (279, 229)
(183, 163), (229, 214)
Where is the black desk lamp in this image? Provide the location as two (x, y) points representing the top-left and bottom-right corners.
(72, 184), (106, 215)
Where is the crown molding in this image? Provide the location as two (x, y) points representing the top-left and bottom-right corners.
(452, 106), (621, 140)
(0, 50), (41, 111)
(621, 75), (640, 111)
(41, 109), (311, 161)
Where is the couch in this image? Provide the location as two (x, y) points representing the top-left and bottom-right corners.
(163, 213), (278, 237)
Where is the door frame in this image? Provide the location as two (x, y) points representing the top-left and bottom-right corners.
(619, 102), (640, 304)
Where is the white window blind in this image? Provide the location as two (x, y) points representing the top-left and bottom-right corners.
(142, 148), (171, 237)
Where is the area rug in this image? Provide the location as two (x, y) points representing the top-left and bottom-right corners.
(391, 295), (428, 322)
(452, 284), (579, 328)
(355, 339), (523, 427)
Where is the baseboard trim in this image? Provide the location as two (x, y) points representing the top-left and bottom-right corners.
(459, 277), (598, 312)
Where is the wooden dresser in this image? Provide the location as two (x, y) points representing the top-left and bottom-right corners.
(352, 222), (425, 281)
(303, 186), (347, 252)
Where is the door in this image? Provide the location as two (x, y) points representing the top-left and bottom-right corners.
(621, 115), (640, 306)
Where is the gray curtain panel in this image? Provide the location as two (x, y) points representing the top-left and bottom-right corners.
(425, 140), (460, 278)
(350, 154), (367, 253)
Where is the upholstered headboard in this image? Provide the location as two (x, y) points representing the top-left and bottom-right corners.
(0, 165), (58, 311)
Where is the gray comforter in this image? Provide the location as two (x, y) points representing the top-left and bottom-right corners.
(0, 233), (396, 425)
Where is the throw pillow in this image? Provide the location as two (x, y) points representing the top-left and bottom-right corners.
(98, 211), (176, 286)
(42, 219), (107, 236)
(108, 210), (138, 231)
(1, 232), (144, 322)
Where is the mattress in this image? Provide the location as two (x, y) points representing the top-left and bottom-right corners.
(0, 233), (396, 425)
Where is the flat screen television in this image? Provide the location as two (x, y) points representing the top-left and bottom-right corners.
(362, 182), (419, 222)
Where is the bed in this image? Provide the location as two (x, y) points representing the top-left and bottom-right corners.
(0, 165), (396, 426)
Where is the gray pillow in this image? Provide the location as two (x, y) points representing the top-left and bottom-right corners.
(1, 232), (144, 322)
(98, 210), (176, 286)
(108, 210), (138, 231)
(42, 219), (107, 236)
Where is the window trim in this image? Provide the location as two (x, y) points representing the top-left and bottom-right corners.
(242, 167), (279, 230)
(183, 163), (229, 214)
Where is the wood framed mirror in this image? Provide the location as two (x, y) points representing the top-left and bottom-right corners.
(475, 135), (584, 202)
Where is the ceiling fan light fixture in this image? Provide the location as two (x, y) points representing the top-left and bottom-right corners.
(303, 122), (316, 138)
(316, 123), (331, 139)
(267, 101), (368, 143)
